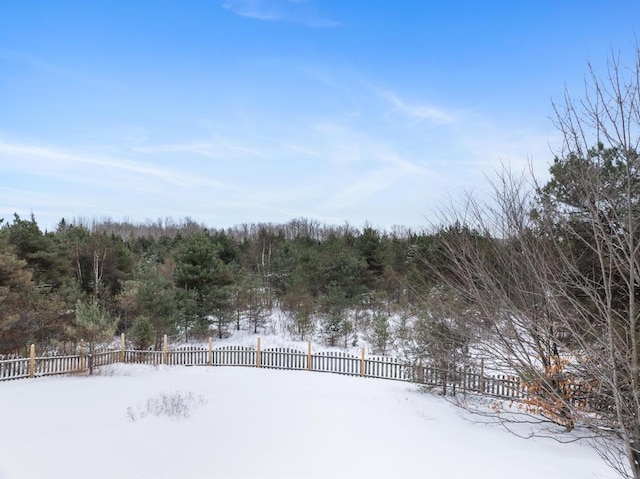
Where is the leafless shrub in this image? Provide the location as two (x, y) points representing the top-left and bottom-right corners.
(127, 391), (207, 421)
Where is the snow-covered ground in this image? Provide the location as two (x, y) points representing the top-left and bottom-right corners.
(0, 365), (617, 479)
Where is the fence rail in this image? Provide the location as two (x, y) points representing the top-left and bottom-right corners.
(262, 347), (307, 370)
(414, 365), (526, 399)
(35, 355), (85, 378)
(0, 358), (30, 380)
(0, 337), (533, 403)
(366, 356), (408, 381)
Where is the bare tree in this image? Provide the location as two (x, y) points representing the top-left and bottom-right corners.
(423, 170), (576, 426)
(423, 50), (640, 479)
(538, 50), (640, 479)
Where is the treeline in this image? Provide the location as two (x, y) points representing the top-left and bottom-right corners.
(0, 215), (443, 355)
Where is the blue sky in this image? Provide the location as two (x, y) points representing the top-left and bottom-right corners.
(2, 1), (640, 232)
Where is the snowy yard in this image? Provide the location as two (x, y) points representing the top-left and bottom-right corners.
(0, 365), (617, 479)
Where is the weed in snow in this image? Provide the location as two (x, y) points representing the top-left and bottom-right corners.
(127, 391), (207, 421)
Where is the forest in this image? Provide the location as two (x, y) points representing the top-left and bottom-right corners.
(0, 214), (441, 355)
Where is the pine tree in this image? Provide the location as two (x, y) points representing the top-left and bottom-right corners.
(67, 297), (117, 373)
(130, 315), (155, 350)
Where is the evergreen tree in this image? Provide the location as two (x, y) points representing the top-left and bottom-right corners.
(67, 297), (118, 373)
(130, 315), (155, 350)
(369, 312), (391, 355)
(135, 265), (177, 348)
(4, 213), (71, 289)
(0, 250), (39, 353)
(174, 232), (233, 339)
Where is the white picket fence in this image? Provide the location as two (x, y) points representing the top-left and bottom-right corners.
(0, 339), (530, 402)
(119, 345), (409, 381)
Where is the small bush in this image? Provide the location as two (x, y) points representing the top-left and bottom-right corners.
(127, 391), (207, 421)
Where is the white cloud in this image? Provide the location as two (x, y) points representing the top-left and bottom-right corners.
(320, 168), (396, 210)
(132, 140), (268, 159)
(222, 0), (280, 21)
(284, 143), (322, 157)
(0, 140), (235, 191)
(123, 127), (150, 145)
(222, 0), (339, 27)
(374, 88), (455, 125)
(0, 48), (123, 90)
(0, 62), (557, 232)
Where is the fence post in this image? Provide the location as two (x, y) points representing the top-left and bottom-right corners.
(163, 334), (168, 365)
(208, 337), (213, 366)
(29, 344), (35, 378)
(417, 358), (424, 384)
(80, 339), (86, 373)
(452, 367), (457, 396)
(479, 359), (485, 394)
(360, 347), (365, 378)
(256, 337), (261, 368)
(442, 367), (448, 396)
(463, 366), (468, 394)
(120, 333), (125, 363)
(307, 340), (312, 371)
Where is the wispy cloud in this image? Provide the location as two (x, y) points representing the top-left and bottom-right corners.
(0, 48), (122, 90)
(123, 127), (150, 146)
(0, 140), (235, 191)
(284, 143), (323, 158)
(320, 168), (397, 210)
(300, 120), (435, 213)
(132, 140), (268, 159)
(222, 0), (280, 21)
(222, 0), (339, 27)
(375, 88), (455, 125)
(0, 186), (105, 219)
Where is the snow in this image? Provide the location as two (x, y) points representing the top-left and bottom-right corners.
(0, 365), (617, 479)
